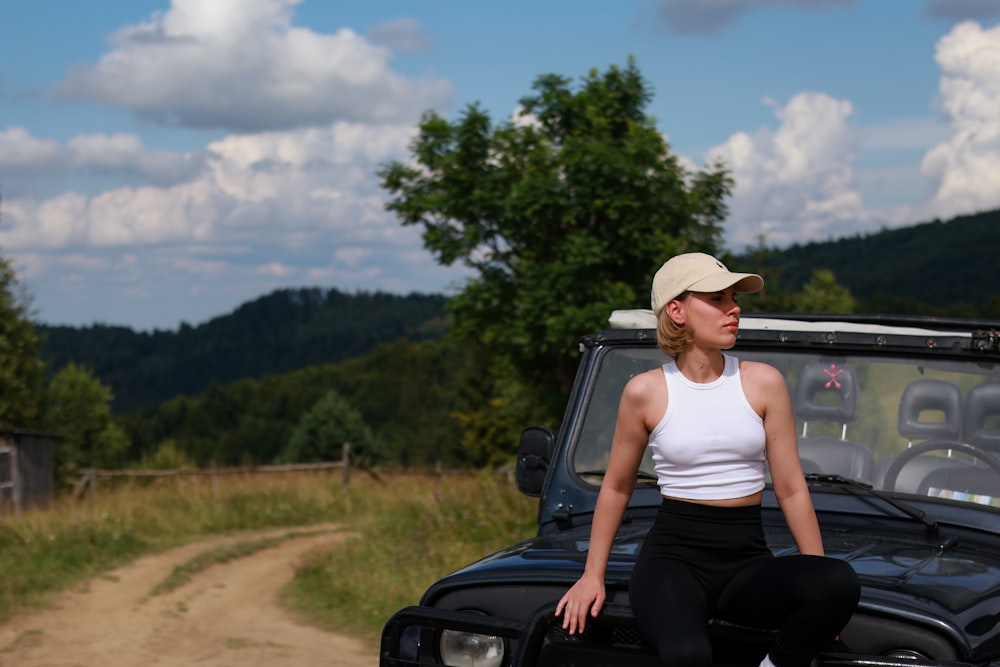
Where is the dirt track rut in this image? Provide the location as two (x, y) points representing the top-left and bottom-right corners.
(0, 527), (377, 666)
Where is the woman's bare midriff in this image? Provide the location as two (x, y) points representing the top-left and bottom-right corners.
(663, 490), (763, 507)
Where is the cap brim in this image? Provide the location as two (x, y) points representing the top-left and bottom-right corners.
(688, 273), (763, 295)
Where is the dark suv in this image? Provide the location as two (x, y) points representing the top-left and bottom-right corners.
(381, 311), (1000, 667)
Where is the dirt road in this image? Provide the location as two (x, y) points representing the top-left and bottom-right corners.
(0, 526), (377, 666)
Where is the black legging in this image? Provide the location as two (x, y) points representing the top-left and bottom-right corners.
(630, 498), (860, 667)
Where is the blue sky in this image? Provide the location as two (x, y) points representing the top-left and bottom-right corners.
(2, 0), (1000, 331)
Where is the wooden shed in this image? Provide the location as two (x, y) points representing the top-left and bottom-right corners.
(0, 429), (58, 514)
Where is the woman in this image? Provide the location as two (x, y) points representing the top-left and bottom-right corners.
(555, 253), (860, 667)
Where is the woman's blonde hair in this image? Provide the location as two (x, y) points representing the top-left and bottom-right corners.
(656, 292), (693, 358)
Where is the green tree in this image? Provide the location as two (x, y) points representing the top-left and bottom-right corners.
(281, 390), (381, 464)
(46, 363), (129, 480)
(0, 256), (47, 428)
(379, 58), (733, 424)
(796, 268), (856, 313)
(134, 439), (197, 470)
(735, 240), (856, 315)
(741, 267), (856, 315)
(118, 338), (480, 469)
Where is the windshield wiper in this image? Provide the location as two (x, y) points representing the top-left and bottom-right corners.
(577, 469), (659, 483)
(804, 473), (940, 537)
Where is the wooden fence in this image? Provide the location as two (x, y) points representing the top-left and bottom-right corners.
(73, 443), (382, 499)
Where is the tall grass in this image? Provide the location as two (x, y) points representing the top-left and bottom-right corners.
(281, 472), (538, 642)
(0, 471), (537, 644)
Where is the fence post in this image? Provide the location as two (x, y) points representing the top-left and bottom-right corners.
(342, 442), (350, 489)
(72, 469), (88, 500)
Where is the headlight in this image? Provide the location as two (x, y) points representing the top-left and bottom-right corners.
(439, 628), (505, 667)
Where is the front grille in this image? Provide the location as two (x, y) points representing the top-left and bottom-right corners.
(546, 622), (646, 648)
(611, 625), (646, 647)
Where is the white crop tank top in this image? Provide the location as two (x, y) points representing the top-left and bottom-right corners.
(647, 354), (766, 500)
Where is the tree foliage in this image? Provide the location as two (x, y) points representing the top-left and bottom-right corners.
(38, 288), (449, 413)
(740, 264), (857, 315)
(46, 363), (129, 480)
(118, 338), (487, 469)
(379, 59), (733, 422)
(280, 390), (381, 464)
(99, 203), (1000, 470)
(797, 269), (857, 313)
(133, 439), (197, 470)
(0, 255), (46, 428)
(735, 208), (1000, 315)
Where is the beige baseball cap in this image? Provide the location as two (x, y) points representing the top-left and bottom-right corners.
(651, 253), (763, 315)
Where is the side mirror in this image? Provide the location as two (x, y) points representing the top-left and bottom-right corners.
(516, 426), (555, 497)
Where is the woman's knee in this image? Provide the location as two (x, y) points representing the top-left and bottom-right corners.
(789, 556), (860, 631)
(826, 559), (861, 617)
(813, 557), (860, 607)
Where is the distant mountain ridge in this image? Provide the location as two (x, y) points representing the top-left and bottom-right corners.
(734, 208), (1000, 312)
(39, 208), (1000, 414)
(38, 288), (449, 413)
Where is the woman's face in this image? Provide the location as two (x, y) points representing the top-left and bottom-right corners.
(668, 287), (742, 350)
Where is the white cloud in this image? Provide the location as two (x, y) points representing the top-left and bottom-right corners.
(0, 127), (64, 171)
(703, 20), (1000, 251)
(510, 105), (544, 132)
(334, 247), (371, 267)
(0, 119), (418, 252)
(858, 117), (952, 152)
(3, 193), (89, 248)
(256, 262), (292, 277)
(0, 116), (459, 330)
(84, 185), (218, 246)
(0, 126), (204, 199)
(53, 0), (453, 133)
(920, 21), (1000, 219)
(68, 133), (205, 185)
(708, 92), (865, 249)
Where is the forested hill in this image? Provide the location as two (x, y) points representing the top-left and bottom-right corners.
(37, 288), (449, 413)
(735, 208), (1000, 313)
(38, 208), (1000, 415)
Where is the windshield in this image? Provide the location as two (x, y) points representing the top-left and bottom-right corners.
(572, 345), (1000, 510)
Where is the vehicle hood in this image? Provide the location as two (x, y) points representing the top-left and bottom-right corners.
(423, 518), (1000, 652)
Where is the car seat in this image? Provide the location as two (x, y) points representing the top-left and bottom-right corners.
(875, 379), (969, 493)
(919, 382), (1000, 501)
(792, 361), (875, 483)
(962, 382), (1000, 454)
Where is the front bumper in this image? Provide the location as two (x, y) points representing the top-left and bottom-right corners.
(380, 602), (977, 667)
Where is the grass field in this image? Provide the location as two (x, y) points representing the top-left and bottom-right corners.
(0, 470), (538, 642)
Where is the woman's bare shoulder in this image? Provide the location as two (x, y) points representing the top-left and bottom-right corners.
(621, 366), (668, 429)
(621, 366), (666, 401)
(629, 366), (666, 387)
(738, 358), (787, 390)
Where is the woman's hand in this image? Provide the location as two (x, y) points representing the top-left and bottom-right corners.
(555, 574), (606, 635)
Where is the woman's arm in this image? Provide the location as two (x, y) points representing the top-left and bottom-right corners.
(555, 370), (659, 634)
(745, 361), (825, 556)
